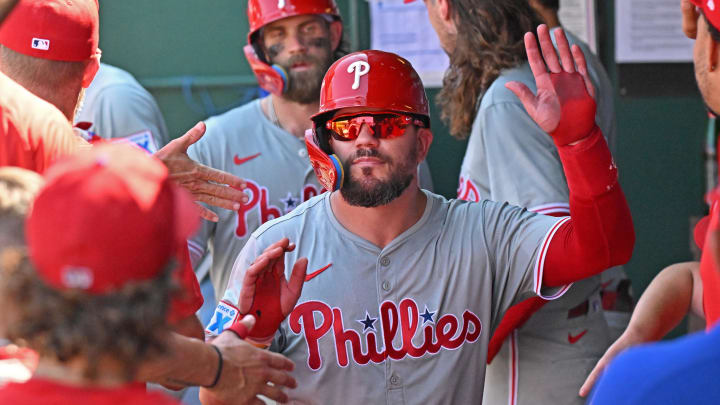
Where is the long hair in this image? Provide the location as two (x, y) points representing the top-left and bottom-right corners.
(437, 0), (543, 139)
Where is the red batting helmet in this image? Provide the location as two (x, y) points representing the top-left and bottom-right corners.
(305, 50), (429, 191)
(244, 0), (342, 95)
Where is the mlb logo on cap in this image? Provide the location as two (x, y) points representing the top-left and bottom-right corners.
(31, 38), (49, 51)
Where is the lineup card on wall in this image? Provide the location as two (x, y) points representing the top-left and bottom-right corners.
(615, 0), (694, 62)
(369, 0), (449, 88)
(558, 0), (597, 53)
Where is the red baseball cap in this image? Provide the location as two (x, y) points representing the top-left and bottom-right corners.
(692, 0), (720, 31)
(26, 144), (200, 294)
(0, 0), (99, 62)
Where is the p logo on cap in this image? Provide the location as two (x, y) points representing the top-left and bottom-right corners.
(348, 61), (370, 90)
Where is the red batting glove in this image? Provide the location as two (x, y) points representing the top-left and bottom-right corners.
(239, 238), (308, 345)
(505, 25), (597, 146)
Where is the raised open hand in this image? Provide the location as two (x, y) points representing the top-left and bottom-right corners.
(155, 122), (248, 222)
(238, 238), (308, 345)
(505, 24), (596, 146)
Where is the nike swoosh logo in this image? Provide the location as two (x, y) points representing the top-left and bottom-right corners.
(305, 263), (332, 282)
(568, 330), (588, 344)
(234, 152), (261, 166)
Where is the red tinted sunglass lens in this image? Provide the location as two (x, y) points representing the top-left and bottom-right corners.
(327, 114), (416, 140)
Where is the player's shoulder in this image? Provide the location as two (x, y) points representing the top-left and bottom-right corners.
(0, 73), (74, 137)
(205, 99), (264, 133)
(480, 63), (535, 110)
(190, 100), (264, 155)
(86, 64), (148, 98)
(252, 192), (329, 239)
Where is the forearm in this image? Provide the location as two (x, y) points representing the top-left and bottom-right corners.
(137, 332), (218, 387)
(171, 314), (204, 340)
(624, 262), (699, 342)
(543, 126), (635, 285)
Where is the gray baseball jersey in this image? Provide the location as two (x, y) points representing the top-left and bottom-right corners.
(457, 29), (621, 405)
(74, 63), (169, 152)
(187, 97), (434, 299)
(209, 190), (569, 404)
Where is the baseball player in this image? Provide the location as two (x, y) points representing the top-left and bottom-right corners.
(409, 1), (623, 403)
(74, 63), (171, 152)
(0, 0), (248, 224)
(0, 144), (198, 405)
(580, 1), (720, 400)
(204, 25), (634, 404)
(187, 0), (434, 302)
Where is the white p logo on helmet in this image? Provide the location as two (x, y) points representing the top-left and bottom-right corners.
(278, 0), (286, 9)
(348, 61), (370, 90)
(710, 0), (716, 11)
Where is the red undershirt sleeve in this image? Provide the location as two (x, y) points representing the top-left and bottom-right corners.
(542, 126), (634, 286)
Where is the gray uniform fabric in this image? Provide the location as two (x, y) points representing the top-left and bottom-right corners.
(74, 63), (169, 150)
(212, 190), (568, 404)
(187, 97), (434, 301)
(187, 98), (322, 298)
(459, 29), (620, 405)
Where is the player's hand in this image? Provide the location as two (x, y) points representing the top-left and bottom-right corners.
(200, 315), (297, 405)
(579, 328), (643, 397)
(682, 0), (700, 39)
(154, 121), (248, 222)
(239, 238), (308, 344)
(505, 25), (596, 146)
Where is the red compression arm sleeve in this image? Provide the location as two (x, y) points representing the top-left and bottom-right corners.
(542, 126), (634, 286)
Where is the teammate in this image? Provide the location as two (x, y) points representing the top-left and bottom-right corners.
(0, 144), (197, 405)
(0, 0), (247, 223)
(204, 25), (634, 403)
(75, 63), (171, 152)
(188, 0), (434, 303)
(410, 1), (623, 403)
(0, 1), (299, 403)
(581, 1), (720, 400)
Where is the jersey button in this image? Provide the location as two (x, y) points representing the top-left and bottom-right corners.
(380, 256), (390, 266)
(298, 148), (308, 158)
(390, 374), (400, 385)
(382, 281), (392, 291)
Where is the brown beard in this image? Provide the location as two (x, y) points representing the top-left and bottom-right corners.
(340, 146), (417, 208)
(270, 37), (334, 105)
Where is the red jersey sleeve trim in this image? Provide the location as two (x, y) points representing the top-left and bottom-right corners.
(534, 216), (573, 299)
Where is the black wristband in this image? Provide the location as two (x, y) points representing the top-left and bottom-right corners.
(204, 344), (223, 388)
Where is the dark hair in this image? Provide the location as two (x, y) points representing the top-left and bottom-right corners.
(0, 248), (176, 382)
(536, 0), (559, 12)
(707, 13), (720, 43)
(437, 0), (542, 138)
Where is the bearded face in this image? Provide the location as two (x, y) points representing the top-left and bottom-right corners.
(261, 16), (336, 105)
(339, 144), (417, 208)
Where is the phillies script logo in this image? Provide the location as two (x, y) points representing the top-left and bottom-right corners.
(288, 299), (482, 370)
(457, 175), (481, 202)
(235, 182), (323, 237)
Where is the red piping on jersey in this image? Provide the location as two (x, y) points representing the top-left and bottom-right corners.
(509, 330), (519, 405)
